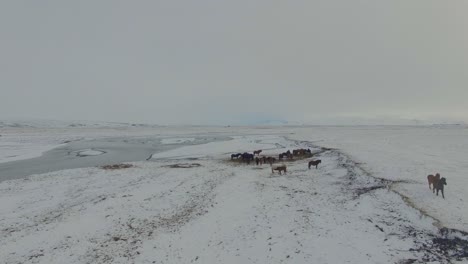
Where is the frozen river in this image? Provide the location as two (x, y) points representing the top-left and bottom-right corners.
(0, 135), (227, 182)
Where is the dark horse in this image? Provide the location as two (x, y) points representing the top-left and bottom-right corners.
(241, 152), (254, 164)
(279, 150), (292, 160)
(231, 153), (242, 159)
(253, 150), (262, 156)
(434, 177), (447, 199)
(255, 156), (263, 165)
(266, 156), (276, 165)
(308, 160), (321, 169)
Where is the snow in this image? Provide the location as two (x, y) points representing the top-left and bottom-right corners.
(150, 135), (285, 160)
(0, 141), (65, 164)
(160, 138), (195, 145)
(288, 125), (468, 232)
(0, 129), (81, 163)
(1, 126), (468, 263)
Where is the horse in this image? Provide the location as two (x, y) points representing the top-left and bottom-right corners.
(255, 157), (262, 165)
(293, 149), (309, 156)
(231, 153), (242, 159)
(279, 151), (293, 160)
(241, 153), (254, 164)
(272, 165), (287, 175)
(299, 149), (307, 156)
(434, 177), (447, 199)
(253, 150), (262, 156)
(427, 173), (441, 191)
(266, 157), (276, 165)
(308, 160), (321, 169)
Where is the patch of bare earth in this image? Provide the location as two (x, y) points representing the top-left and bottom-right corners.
(101, 164), (134, 170)
(162, 163), (202, 168)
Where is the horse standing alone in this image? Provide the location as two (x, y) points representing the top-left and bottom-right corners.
(272, 165), (287, 175)
(308, 160), (321, 169)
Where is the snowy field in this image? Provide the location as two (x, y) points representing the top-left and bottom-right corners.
(1, 125), (468, 263)
(288, 126), (468, 232)
(160, 138), (196, 145)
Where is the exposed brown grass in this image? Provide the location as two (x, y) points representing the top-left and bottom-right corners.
(162, 163), (202, 169)
(101, 164), (134, 170)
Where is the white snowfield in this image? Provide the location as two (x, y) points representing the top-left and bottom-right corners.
(160, 138), (195, 145)
(1, 126), (468, 264)
(288, 126), (468, 232)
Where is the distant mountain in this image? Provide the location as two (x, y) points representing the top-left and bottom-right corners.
(297, 116), (467, 126)
(0, 119), (162, 128)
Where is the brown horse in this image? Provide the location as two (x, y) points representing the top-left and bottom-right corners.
(253, 150), (262, 156)
(265, 157), (276, 165)
(293, 149), (307, 156)
(308, 160), (321, 169)
(427, 173), (441, 191)
(272, 165), (287, 175)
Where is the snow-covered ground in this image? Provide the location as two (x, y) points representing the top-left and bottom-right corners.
(160, 138), (196, 145)
(288, 126), (468, 232)
(1, 126), (468, 263)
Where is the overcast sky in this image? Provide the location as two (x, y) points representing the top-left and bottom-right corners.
(1, 1), (467, 125)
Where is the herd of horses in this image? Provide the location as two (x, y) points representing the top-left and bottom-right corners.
(230, 148), (322, 175)
(231, 148), (449, 199)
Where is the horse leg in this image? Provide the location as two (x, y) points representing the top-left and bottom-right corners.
(441, 188), (444, 199)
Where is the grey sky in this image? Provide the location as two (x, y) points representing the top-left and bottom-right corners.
(1, 1), (467, 125)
